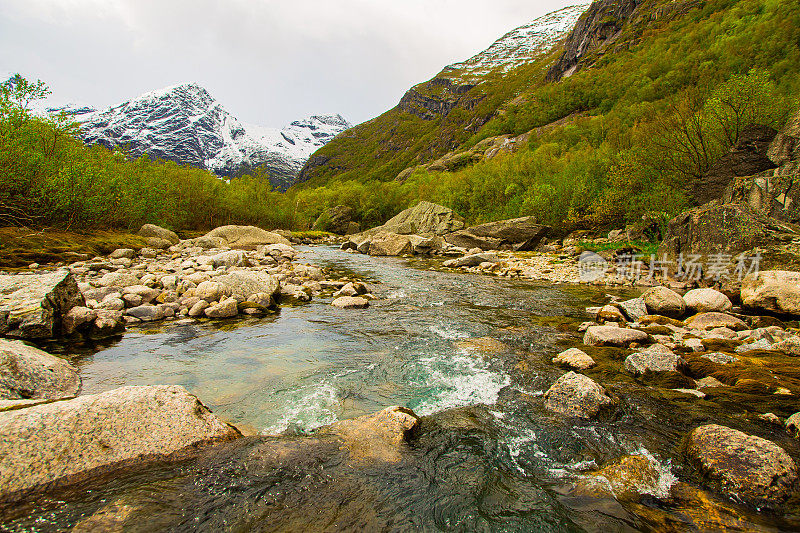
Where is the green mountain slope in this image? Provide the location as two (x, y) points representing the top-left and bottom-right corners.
(293, 0), (800, 232)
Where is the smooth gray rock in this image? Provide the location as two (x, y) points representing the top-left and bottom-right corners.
(126, 305), (165, 322)
(742, 270), (800, 315)
(618, 297), (648, 321)
(683, 288), (733, 313)
(0, 339), (80, 401)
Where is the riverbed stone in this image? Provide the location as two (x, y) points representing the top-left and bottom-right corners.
(215, 271), (279, 301)
(203, 225), (291, 248)
(702, 352), (739, 365)
(97, 272), (140, 288)
(206, 250), (247, 268)
(204, 298), (239, 318)
(552, 348), (596, 370)
(598, 304), (626, 323)
(685, 424), (798, 507)
(642, 287), (686, 318)
(443, 253), (500, 268)
(0, 270), (84, 339)
(624, 345), (684, 376)
(0, 339), (80, 401)
(583, 326), (649, 347)
(62, 306), (96, 335)
(121, 285), (160, 305)
(786, 413), (800, 436)
(618, 297), (648, 321)
(683, 288), (733, 313)
(331, 296), (370, 309)
(109, 248), (136, 260)
(126, 304), (165, 322)
(741, 270), (800, 315)
(773, 336), (800, 356)
(0, 385), (240, 500)
(367, 232), (413, 256)
(684, 312), (748, 331)
(188, 300), (210, 317)
(574, 455), (666, 501)
(543, 372), (613, 419)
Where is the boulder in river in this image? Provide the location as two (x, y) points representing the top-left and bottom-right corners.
(443, 252), (500, 268)
(323, 406), (419, 462)
(685, 424), (798, 508)
(0, 385), (240, 500)
(618, 297), (648, 322)
(0, 339), (80, 401)
(215, 271), (280, 302)
(583, 326), (649, 347)
(543, 371), (613, 418)
(137, 224), (179, 245)
(331, 296), (370, 309)
(312, 205), (358, 235)
(741, 270), (800, 315)
(444, 216), (549, 252)
(574, 454), (670, 501)
(642, 286), (686, 318)
(0, 270), (84, 339)
(203, 225), (291, 249)
(624, 345), (684, 376)
(367, 232), (413, 256)
(552, 348), (596, 370)
(683, 288), (733, 313)
(375, 201), (465, 236)
(684, 312), (748, 331)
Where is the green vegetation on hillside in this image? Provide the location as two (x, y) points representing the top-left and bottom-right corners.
(1, 0), (798, 237)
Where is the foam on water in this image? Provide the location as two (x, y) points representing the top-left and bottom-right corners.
(387, 289), (407, 299)
(429, 325), (470, 340)
(262, 381), (339, 435)
(409, 353), (510, 416)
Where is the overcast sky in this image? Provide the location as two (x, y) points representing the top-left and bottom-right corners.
(1, 0), (575, 127)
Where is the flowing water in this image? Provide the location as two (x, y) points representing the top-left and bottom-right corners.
(3, 247), (799, 532)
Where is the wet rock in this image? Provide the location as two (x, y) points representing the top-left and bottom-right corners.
(741, 270), (800, 315)
(0, 385), (240, 500)
(204, 298), (239, 318)
(735, 338), (774, 353)
(618, 297), (648, 321)
(323, 406), (419, 462)
(137, 224), (179, 245)
(598, 304), (625, 323)
(455, 337), (509, 354)
(624, 345), (684, 376)
(0, 339), (80, 401)
(773, 336), (800, 356)
(583, 325), (649, 347)
(331, 296), (370, 309)
(702, 352), (738, 365)
(575, 455), (668, 501)
(685, 312), (748, 331)
(93, 309), (124, 337)
(188, 300), (210, 317)
(642, 286), (686, 318)
(0, 270), (84, 339)
(543, 371), (613, 419)
(552, 348), (595, 370)
(786, 413), (800, 436)
(683, 288), (733, 313)
(367, 232), (413, 256)
(685, 424), (798, 507)
(280, 284), (312, 302)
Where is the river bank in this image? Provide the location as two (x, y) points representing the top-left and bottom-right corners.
(1, 227), (799, 531)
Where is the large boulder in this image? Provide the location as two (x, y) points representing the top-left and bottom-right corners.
(367, 232), (413, 256)
(137, 224), (179, 245)
(312, 205), (358, 235)
(658, 202), (799, 264)
(0, 339), (80, 401)
(683, 288), (733, 313)
(375, 201), (465, 236)
(574, 455), (666, 501)
(583, 326), (649, 347)
(0, 271), (84, 339)
(685, 424), (797, 508)
(642, 286), (686, 318)
(444, 216), (550, 251)
(443, 252), (500, 268)
(0, 385), (240, 500)
(215, 271), (279, 302)
(692, 124), (777, 205)
(543, 372), (613, 418)
(321, 406), (419, 462)
(684, 312), (747, 331)
(741, 270), (800, 315)
(203, 226), (291, 249)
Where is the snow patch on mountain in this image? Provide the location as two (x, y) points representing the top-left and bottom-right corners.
(441, 4), (590, 82)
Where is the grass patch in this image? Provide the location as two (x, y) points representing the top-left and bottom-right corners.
(0, 227), (147, 268)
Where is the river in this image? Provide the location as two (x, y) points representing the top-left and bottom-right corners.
(4, 246), (798, 531)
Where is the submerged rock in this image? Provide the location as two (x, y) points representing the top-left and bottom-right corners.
(543, 371), (613, 418)
(0, 339), (80, 401)
(685, 424), (798, 508)
(583, 325), (649, 347)
(0, 385), (240, 500)
(574, 454), (670, 501)
(0, 270), (84, 339)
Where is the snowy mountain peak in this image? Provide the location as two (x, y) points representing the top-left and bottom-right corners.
(73, 84), (350, 190)
(442, 4), (590, 82)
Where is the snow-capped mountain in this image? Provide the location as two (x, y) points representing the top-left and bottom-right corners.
(71, 83), (349, 190)
(441, 4), (590, 82)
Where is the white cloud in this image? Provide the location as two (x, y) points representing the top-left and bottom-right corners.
(0, 0), (576, 125)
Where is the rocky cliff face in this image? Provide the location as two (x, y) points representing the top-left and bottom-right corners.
(68, 84), (349, 191)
